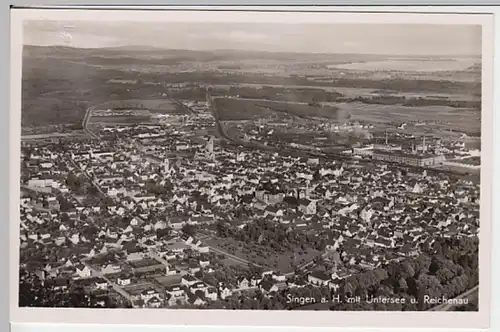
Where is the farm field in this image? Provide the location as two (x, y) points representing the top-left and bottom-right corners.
(330, 102), (481, 135)
(333, 58), (477, 72)
(88, 115), (155, 124)
(214, 98), (349, 121)
(210, 84), (479, 101)
(98, 99), (187, 114)
(21, 131), (87, 140)
(88, 99), (189, 125)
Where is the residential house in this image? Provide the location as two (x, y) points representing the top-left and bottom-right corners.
(94, 278), (109, 290)
(141, 288), (160, 303)
(166, 284), (185, 298)
(117, 275), (132, 286)
(101, 264), (122, 275)
(259, 280), (279, 294)
(218, 284), (233, 300)
(205, 287), (218, 301)
(187, 294), (206, 306)
(147, 296), (162, 308)
(181, 274), (198, 287)
(308, 271), (331, 286)
(298, 199), (317, 215)
(189, 281), (208, 294)
(75, 264), (92, 279)
(237, 277), (250, 289)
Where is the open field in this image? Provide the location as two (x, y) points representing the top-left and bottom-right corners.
(449, 156), (481, 166)
(211, 84), (479, 102)
(331, 102), (481, 135)
(22, 45), (481, 131)
(87, 99), (187, 125)
(220, 258), (247, 267)
(89, 115), (154, 124)
(333, 58), (477, 72)
(98, 99), (186, 114)
(214, 98), (349, 121)
(205, 236), (320, 273)
(21, 131), (87, 140)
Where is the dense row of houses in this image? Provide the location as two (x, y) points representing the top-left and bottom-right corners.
(19, 109), (480, 308)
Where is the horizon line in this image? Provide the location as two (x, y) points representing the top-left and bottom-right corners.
(22, 43), (482, 59)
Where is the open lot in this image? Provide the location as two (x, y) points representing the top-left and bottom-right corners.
(450, 156), (481, 166)
(153, 275), (183, 286)
(127, 258), (162, 269)
(205, 236), (320, 273)
(123, 282), (161, 294)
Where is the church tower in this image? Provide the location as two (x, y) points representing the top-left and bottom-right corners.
(163, 158), (170, 174)
(206, 136), (214, 154)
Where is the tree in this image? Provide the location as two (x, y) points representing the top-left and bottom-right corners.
(61, 213), (70, 223)
(65, 172), (81, 189)
(182, 224), (197, 237)
(156, 227), (172, 240)
(402, 262), (415, 278)
(428, 259), (440, 275)
(398, 277), (408, 292)
(87, 185), (100, 196)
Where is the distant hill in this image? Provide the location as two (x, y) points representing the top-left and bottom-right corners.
(22, 44), (390, 63)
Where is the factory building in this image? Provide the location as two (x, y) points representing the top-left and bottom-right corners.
(372, 150), (445, 167)
(353, 145), (374, 156)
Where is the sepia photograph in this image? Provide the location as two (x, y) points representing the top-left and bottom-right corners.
(9, 7), (494, 329)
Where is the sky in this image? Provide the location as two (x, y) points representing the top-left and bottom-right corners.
(23, 20), (482, 56)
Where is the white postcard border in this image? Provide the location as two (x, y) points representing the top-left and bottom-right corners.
(9, 7), (495, 329)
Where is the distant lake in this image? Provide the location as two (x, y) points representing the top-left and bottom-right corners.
(331, 58), (478, 72)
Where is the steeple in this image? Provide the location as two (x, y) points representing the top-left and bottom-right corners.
(163, 158), (170, 174)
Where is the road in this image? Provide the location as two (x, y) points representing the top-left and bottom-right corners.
(169, 98), (197, 115)
(82, 102), (115, 139)
(66, 158), (106, 196)
(427, 285), (479, 311)
(208, 93), (281, 153)
(82, 105), (99, 139)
